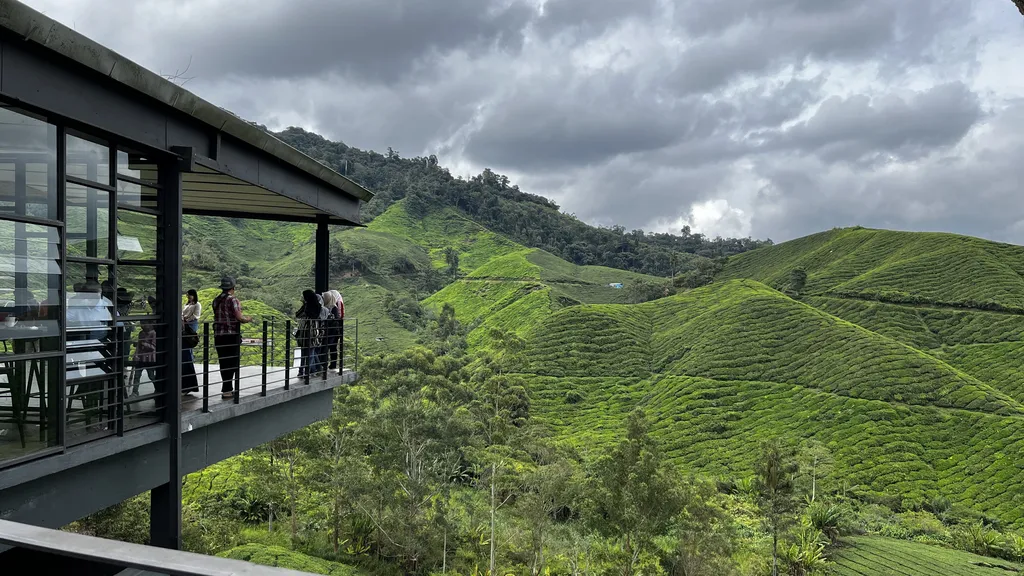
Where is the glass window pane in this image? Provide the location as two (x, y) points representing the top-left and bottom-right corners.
(66, 182), (110, 260)
(117, 265), (158, 318)
(0, 355), (60, 461)
(116, 150), (158, 183)
(117, 210), (156, 262)
(65, 263), (113, 348)
(0, 220), (62, 354)
(66, 134), (111, 186)
(116, 179), (158, 211)
(0, 107), (58, 220)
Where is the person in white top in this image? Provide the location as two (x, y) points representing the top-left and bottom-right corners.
(182, 289), (201, 361)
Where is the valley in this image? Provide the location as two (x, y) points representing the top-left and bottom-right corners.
(96, 137), (1024, 576)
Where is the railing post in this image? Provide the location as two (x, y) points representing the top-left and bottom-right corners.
(354, 318), (358, 372)
(339, 317), (345, 375)
(202, 322), (209, 413)
(321, 320), (328, 383)
(261, 320), (268, 396)
(284, 319), (291, 391)
(115, 326), (124, 436)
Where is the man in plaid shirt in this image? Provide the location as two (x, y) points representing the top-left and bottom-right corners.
(212, 276), (252, 399)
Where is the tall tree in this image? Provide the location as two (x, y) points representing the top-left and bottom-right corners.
(444, 247), (460, 277)
(519, 453), (578, 576)
(673, 478), (740, 576)
(754, 439), (800, 576)
(797, 440), (834, 503)
(589, 410), (683, 576)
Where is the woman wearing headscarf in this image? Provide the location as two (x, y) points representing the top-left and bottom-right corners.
(323, 290), (343, 371)
(296, 289), (326, 378)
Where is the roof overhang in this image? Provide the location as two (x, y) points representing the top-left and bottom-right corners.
(0, 1), (374, 221)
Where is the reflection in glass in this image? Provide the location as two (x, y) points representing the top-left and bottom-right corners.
(0, 107), (58, 220)
(66, 182), (110, 260)
(0, 355), (60, 461)
(118, 265), (158, 318)
(116, 179), (158, 211)
(64, 263), (112, 347)
(66, 134), (110, 186)
(0, 220), (61, 354)
(117, 210), (157, 262)
(116, 150), (158, 183)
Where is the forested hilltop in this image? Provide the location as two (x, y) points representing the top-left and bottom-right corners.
(275, 128), (771, 276)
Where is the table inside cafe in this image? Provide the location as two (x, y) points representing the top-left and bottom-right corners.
(0, 318), (60, 449)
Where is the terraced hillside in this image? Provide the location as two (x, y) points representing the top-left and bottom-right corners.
(424, 246), (661, 346)
(519, 281), (1024, 528)
(719, 227), (1024, 311)
(834, 536), (1022, 575)
(722, 229), (1024, 409)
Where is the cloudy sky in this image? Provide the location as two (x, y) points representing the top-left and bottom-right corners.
(23, 0), (1024, 243)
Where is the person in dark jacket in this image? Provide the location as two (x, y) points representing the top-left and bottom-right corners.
(296, 289), (325, 378)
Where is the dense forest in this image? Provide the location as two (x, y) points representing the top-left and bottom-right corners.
(275, 128), (771, 277)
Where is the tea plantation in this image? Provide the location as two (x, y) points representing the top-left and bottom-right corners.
(514, 281), (1024, 527)
(833, 536), (1022, 575)
(720, 227), (1024, 311)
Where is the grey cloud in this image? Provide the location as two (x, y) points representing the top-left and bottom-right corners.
(169, 0), (534, 84)
(671, 0), (967, 95)
(747, 101), (1024, 243)
(770, 82), (983, 163)
(534, 0), (660, 39)
(18, 0), (1021, 245)
(460, 69), (716, 170)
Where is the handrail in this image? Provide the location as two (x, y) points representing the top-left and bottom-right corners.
(191, 317), (357, 413)
(0, 519), (318, 575)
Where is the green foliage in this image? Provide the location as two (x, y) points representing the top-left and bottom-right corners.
(755, 439), (800, 576)
(587, 410), (683, 576)
(219, 544), (363, 575)
(624, 278), (674, 304)
(806, 502), (846, 543)
(789, 268), (807, 295)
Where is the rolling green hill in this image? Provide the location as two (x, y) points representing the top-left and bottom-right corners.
(720, 227), (1024, 311)
(833, 536), (1022, 575)
(177, 195), (1024, 536)
(423, 245), (661, 346)
(508, 279), (1024, 529)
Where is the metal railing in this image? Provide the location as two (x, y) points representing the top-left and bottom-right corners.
(189, 317), (358, 413)
(0, 316), (359, 466)
(64, 321), (171, 444)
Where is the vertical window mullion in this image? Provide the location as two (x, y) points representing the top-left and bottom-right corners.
(56, 126), (67, 449)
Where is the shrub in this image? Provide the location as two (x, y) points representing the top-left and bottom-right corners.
(807, 502), (846, 543)
(565, 390), (585, 404)
(953, 523), (1004, 558)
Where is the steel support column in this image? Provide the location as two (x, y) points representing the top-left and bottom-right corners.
(315, 214), (330, 293)
(150, 154), (183, 549)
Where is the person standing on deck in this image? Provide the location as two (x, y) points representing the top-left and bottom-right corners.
(182, 289), (201, 361)
(212, 277), (252, 399)
(323, 290), (342, 371)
